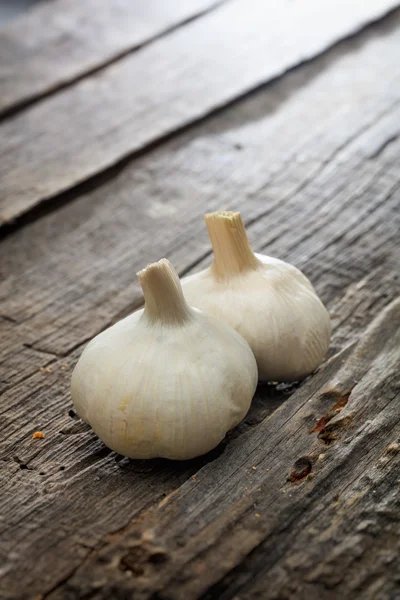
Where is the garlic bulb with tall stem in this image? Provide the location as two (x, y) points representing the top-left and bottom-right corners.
(181, 211), (331, 382)
(71, 259), (258, 460)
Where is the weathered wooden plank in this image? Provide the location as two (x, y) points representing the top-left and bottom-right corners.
(221, 455), (400, 600)
(0, 317), (56, 394)
(1, 15), (399, 375)
(0, 348), (291, 599)
(0, 18), (400, 599)
(0, 0), (224, 118)
(0, 0), (398, 225)
(47, 299), (400, 600)
(43, 299), (400, 600)
(2, 303), (398, 599)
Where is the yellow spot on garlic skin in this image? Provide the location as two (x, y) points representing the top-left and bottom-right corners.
(119, 396), (130, 411)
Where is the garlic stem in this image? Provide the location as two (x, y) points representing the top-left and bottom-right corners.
(205, 211), (259, 278)
(137, 259), (191, 325)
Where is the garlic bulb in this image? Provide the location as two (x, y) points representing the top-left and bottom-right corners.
(71, 259), (257, 460)
(181, 212), (331, 382)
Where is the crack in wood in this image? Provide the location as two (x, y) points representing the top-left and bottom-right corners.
(0, 0), (230, 121)
(309, 392), (351, 434)
(367, 132), (400, 159)
(0, 314), (17, 324)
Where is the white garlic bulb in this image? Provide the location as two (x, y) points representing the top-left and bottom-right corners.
(182, 211), (331, 382)
(71, 259), (257, 460)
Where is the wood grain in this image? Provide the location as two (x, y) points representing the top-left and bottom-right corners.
(1, 0), (399, 225)
(0, 0), (225, 117)
(46, 298), (400, 600)
(0, 17), (399, 598)
(1, 15), (399, 380)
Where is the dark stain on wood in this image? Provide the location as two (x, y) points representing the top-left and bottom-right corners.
(289, 457), (313, 483)
(310, 392), (351, 433)
(119, 541), (169, 577)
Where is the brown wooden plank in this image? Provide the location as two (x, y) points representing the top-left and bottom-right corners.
(0, 0), (398, 226)
(1, 13), (399, 369)
(1, 18), (400, 393)
(0, 0), (225, 118)
(45, 299), (400, 600)
(0, 317), (56, 394)
(0, 17), (399, 599)
(0, 352), (286, 600)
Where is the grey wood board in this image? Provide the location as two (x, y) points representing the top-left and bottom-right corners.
(0, 17), (399, 598)
(1, 14), (399, 381)
(0, 0), (225, 117)
(0, 0), (399, 225)
(46, 299), (400, 600)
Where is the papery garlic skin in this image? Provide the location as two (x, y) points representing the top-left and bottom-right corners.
(181, 212), (331, 382)
(71, 259), (257, 460)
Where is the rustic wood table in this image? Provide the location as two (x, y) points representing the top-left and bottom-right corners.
(1, 1), (399, 599)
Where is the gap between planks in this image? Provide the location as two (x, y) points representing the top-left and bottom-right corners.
(2, 5), (400, 241)
(0, 0), (229, 119)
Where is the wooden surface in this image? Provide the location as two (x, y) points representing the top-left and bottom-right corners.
(1, 0), (399, 225)
(0, 1), (399, 599)
(0, 0), (223, 117)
